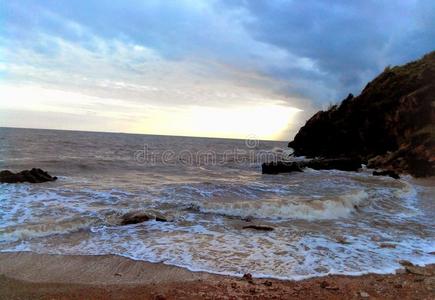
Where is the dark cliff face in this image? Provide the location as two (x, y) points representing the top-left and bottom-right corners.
(288, 51), (435, 177)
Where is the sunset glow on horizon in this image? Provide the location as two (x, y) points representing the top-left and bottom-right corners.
(0, 83), (302, 140)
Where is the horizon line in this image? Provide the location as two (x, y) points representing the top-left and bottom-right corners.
(0, 126), (289, 143)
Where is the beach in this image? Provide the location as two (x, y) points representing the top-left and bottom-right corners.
(1, 1), (434, 298)
(1, 128), (434, 298)
(1, 252), (434, 299)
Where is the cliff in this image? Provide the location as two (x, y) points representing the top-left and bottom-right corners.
(288, 51), (435, 177)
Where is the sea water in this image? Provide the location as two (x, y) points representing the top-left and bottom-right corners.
(0, 127), (434, 279)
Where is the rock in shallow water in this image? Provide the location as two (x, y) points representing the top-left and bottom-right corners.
(373, 170), (400, 179)
(242, 225), (274, 231)
(120, 212), (153, 225)
(0, 168), (57, 183)
(120, 211), (171, 225)
(262, 158), (362, 174)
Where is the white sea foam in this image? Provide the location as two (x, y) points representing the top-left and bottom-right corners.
(1, 172), (433, 281)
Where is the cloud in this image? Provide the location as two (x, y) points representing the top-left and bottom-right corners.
(225, 0), (435, 104)
(1, 1), (303, 105)
(0, 0), (434, 139)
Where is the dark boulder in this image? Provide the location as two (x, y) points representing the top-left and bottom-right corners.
(120, 212), (152, 225)
(242, 225), (274, 231)
(0, 168), (57, 183)
(373, 170), (400, 179)
(305, 158), (362, 171)
(261, 161), (303, 174)
(262, 158), (361, 174)
(243, 273), (253, 283)
(120, 211), (172, 225)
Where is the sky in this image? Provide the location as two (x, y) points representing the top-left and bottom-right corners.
(0, 1), (434, 140)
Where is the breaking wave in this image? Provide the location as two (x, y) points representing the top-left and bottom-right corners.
(195, 190), (369, 220)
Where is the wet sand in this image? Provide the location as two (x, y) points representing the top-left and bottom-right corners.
(0, 252), (434, 299)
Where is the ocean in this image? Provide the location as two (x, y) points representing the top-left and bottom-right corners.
(0, 127), (434, 280)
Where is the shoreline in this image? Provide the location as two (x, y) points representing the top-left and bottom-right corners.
(1, 252), (434, 299)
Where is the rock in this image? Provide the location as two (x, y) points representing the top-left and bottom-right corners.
(120, 212), (152, 225)
(404, 265), (432, 276)
(359, 291), (369, 298)
(370, 236), (382, 242)
(243, 273), (253, 281)
(262, 158), (361, 174)
(320, 280), (339, 290)
(395, 269), (407, 275)
(242, 216), (253, 222)
(262, 161), (303, 174)
(399, 260), (413, 266)
(120, 211), (173, 225)
(335, 236), (351, 244)
(399, 260), (433, 276)
(373, 170), (400, 179)
(0, 168), (57, 183)
(287, 51), (435, 177)
(304, 158), (362, 171)
(379, 243), (396, 248)
(242, 225), (274, 231)
(264, 280), (273, 287)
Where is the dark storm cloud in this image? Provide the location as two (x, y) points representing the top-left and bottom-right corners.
(223, 0), (435, 104)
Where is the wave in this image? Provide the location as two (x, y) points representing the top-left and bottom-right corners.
(195, 190), (369, 220)
(0, 217), (98, 243)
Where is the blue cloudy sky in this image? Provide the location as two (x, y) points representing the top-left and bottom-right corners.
(1, 0), (434, 140)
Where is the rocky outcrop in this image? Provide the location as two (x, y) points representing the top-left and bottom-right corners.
(120, 211), (171, 225)
(262, 158), (361, 174)
(0, 168), (57, 183)
(372, 170), (400, 179)
(262, 161), (303, 174)
(288, 52), (435, 177)
(399, 260), (434, 276)
(120, 212), (152, 225)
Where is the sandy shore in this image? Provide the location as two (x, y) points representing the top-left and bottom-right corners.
(0, 252), (434, 299)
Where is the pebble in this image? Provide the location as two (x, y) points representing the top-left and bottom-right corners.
(264, 280), (273, 287)
(359, 291), (369, 298)
(243, 273), (253, 281)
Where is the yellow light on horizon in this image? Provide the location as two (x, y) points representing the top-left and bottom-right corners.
(136, 104), (302, 140)
(0, 84), (302, 140)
